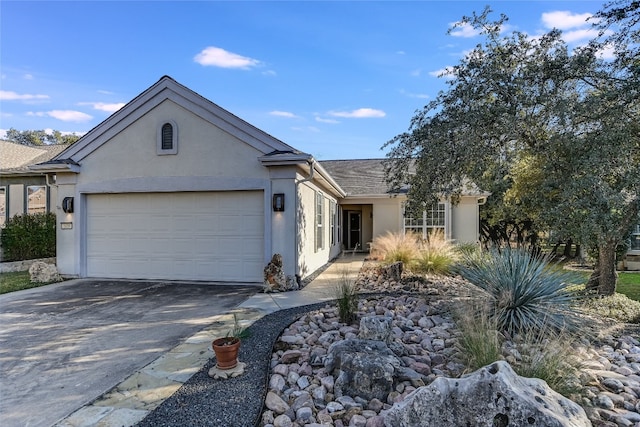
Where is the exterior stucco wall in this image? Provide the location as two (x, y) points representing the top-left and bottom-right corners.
(54, 175), (78, 276)
(297, 179), (340, 280)
(77, 100), (270, 188)
(451, 197), (481, 243)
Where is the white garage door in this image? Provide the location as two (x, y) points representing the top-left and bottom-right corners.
(86, 191), (264, 282)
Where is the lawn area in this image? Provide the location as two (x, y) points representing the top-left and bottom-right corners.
(0, 271), (51, 294)
(618, 272), (640, 301)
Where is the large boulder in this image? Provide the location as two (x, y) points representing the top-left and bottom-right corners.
(325, 339), (424, 401)
(28, 261), (60, 283)
(382, 361), (591, 427)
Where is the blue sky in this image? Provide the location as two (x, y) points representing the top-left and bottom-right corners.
(1, 1), (606, 160)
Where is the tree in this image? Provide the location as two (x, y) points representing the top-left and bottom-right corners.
(5, 128), (80, 146)
(384, 6), (639, 295)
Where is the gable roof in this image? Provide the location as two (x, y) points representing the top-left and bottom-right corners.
(48, 75), (307, 165)
(319, 159), (396, 197)
(320, 158), (491, 199)
(0, 140), (67, 175)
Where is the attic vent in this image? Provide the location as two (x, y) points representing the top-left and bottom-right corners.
(157, 121), (178, 155)
(161, 123), (173, 150)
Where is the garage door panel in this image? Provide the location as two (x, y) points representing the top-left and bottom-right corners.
(86, 191), (264, 282)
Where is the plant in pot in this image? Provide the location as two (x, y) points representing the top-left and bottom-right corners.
(212, 313), (249, 370)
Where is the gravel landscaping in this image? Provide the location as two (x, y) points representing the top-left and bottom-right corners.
(137, 261), (640, 427)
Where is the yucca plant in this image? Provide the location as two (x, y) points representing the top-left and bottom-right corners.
(454, 247), (584, 335)
(370, 231), (421, 265)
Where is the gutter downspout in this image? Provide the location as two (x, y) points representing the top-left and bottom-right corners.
(294, 159), (316, 284)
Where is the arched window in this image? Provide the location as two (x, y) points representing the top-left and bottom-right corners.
(161, 123), (173, 150)
(157, 121), (178, 155)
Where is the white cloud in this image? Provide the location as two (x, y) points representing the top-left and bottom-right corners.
(396, 50), (406, 55)
(315, 116), (340, 124)
(429, 66), (455, 79)
(292, 126), (320, 133)
(23, 74), (34, 80)
(0, 90), (49, 101)
(328, 108), (386, 118)
(270, 110), (298, 118)
(194, 46), (261, 69)
(262, 70), (277, 76)
(28, 110), (93, 122)
(449, 22), (481, 38)
(410, 69), (422, 77)
(79, 102), (126, 113)
(542, 11), (592, 30)
(561, 28), (600, 44)
(400, 89), (429, 99)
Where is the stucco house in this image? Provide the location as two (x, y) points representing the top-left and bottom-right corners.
(0, 140), (66, 228)
(31, 76), (487, 283)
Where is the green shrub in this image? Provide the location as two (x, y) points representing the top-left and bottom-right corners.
(581, 292), (640, 323)
(370, 231), (421, 265)
(454, 247), (584, 335)
(0, 213), (56, 261)
(335, 270), (359, 324)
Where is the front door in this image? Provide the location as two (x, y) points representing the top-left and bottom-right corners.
(348, 211), (361, 250)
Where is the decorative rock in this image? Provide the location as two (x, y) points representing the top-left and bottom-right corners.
(29, 261), (60, 283)
(265, 391), (290, 415)
(296, 406), (313, 422)
(349, 414), (367, 426)
(381, 262), (403, 282)
(273, 414), (293, 427)
(358, 316), (393, 343)
(281, 350), (303, 364)
(208, 361), (245, 379)
(264, 254), (296, 292)
(382, 361), (591, 427)
(270, 374), (286, 392)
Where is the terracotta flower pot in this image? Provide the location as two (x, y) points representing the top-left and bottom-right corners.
(212, 337), (240, 369)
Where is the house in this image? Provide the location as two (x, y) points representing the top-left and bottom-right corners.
(31, 76), (487, 283)
(1, 141), (67, 261)
(625, 224), (640, 271)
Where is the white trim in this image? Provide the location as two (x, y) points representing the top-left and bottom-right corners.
(56, 77), (299, 163)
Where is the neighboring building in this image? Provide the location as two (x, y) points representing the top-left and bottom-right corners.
(31, 76), (487, 283)
(0, 141), (66, 261)
(0, 140), (67, 226)
(625, 224), (640, 271)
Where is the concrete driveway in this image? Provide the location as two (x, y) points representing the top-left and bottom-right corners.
(0, 279), (261, 427)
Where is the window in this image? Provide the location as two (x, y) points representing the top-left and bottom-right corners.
(157, 121), (178, 155)
(27, 185), (47, 214)
(161, 123), (173, 150)
(330, 200), (336, 246)
(404, 202), (446, 238)
(631, 224), (640, 252)
(0, 187), (6, 226)
(315, 192), (324, 252)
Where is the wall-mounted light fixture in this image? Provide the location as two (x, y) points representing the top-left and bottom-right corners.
(62, 197), (74, 213)
(273, 193), (285, 212)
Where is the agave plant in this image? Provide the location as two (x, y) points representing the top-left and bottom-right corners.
(454, 247), (584, 335)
